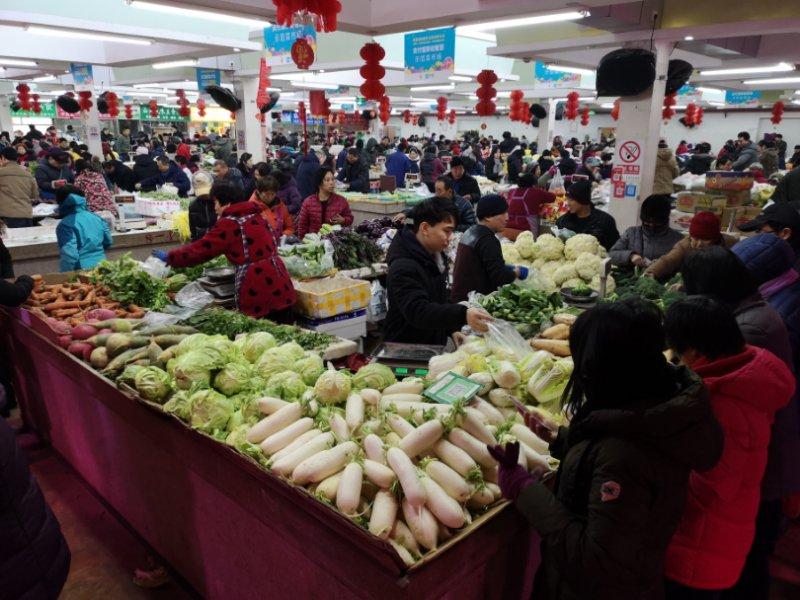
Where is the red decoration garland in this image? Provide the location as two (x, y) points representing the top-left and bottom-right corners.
(684, 103), (697, 127)
(772, 101), (785, 125)
(611, 99), (620, 121)
(448, 108), (456, 125)
(662, 92), (677, 121)
(175, 89), (191, 118)
(436, 96), (447, 121)
(580, 106), (590, 126)
(271, 0), (342, 33)
(379, 95), (391, 125)
(16, 84), (31, 112)
(196, 98), (206, 118)
(77, 91), (93, 113)
(564, 92), (580, 121)
(509, 90), (524, 122)
(149, 99), (159, 118)
(359, 42), (386, 101)
(475, 70), (498, 116)
(257, 58), (271, 109)
(124, 104), (133, 120)
(31, 94), (41, 115)
(695, 107), (704, 126)
(106, 91), (119, 118)
(402, 109), (411, 124)
(291, 38), (315, 70)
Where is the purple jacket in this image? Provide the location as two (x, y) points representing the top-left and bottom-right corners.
(277, 177), (302, 215)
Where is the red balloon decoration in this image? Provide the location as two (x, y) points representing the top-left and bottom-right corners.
(448, 108), (456, 125)
(291, 38), (315, 70)
(359, 42), (386, 101)
(31, 94), (41, 115)
(379, 95), (391, 125)
(564, 91), (580, 121)
(272, 0), (342, 33)
(475, 70), (498, 116)
(772, 101), (785, 125)
(149, 99), (159, 118)
(77, 91), (93, 112)
(580, 106), (590, 126)
(402, 109), (411, 124)
(15, 84), (31, 112)
(106, 91), (119, 118)
(520, 102), (530, 124)
(610, 98), (620, 121)
(175, 89), (191, 118)
(436, 96), (447, 121)
(196, 98), (206, 118)
(662, 92), (677, 121)
(695, 106), (704, 126)
(124, 103), (133, 119)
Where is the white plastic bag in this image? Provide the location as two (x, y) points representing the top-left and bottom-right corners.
(175, 281), (214, 309)
(367, 280), (387, 323)
(140, 256), (171, 279)
(484, 319), (531, 362)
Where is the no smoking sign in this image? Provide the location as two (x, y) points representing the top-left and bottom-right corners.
(619, 140), (641, 163)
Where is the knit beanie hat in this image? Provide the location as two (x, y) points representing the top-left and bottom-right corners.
(567, 180), (592, 205)
(640, 194), (672, 224)
(689, 211), (721, 241)
(476, 194), (509, 220)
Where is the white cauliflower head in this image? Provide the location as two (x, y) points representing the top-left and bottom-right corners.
(532, 257), (547, 269)
(533, 234), (565, 261)
(501, 243), (520, 263)
(564, 233), (601, 260)
(539, 260), (563, 280)
(590, 274), (616, 295)
(574, 252), (603, 281)
(560, 277), (585, 289)
(515, 231), (536, 259)
(553, 263), (578, 286)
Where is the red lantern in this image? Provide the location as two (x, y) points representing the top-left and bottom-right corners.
(662, 92), (677, 121)
(15, 84), (31, 112)
(610, 98), (620, 121)
(520, 102), (530, 125)
(149, 99), (159, 118)
(402, 109), (411, 124)
(436, 96), (447, 121)
(196, 98), (206, 118)
(448, 108), (456, 125)
(379, 95), (391, 125)
(175, 89), (191, 118)
(291, 38), (315, 70)
(475, 70), (498, 116)
(272, 0), (342, 33)
(31, 94), (41, 115)
(564, 91), (580, 121)
(684, 103), (698, 127)
(359, 42), (386, 101)
(257, 57), (271, 109)
(106, 91), (119, 118)
(509, 90), (524, 122)
(298, 101), (307, 125)
(772, 101), (785, 125)
(695, 106), (704, 126)
(78, 91), (93, 112)
(580, 106), (590, 126)
(124, 103), (133, 120)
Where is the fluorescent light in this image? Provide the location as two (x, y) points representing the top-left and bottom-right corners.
(700, 62), (794, 76)
(546, 64), (595, 76)
(496, 91), (513, 98)
(277, 92), (296, 98)
(707, 101), (726, 106)
(410, 97), (435, 102)
(601, 103), (615, 109)
(684, 35), (694, 41)
(744, 76), (800, 85)
(409, 84), (454, 92)
(448, 75), (472, 82)
(26, 26), (152, 46)
(457, 30), (496, 42)
(233, 48), (241, 52)
(152, 59), (198, 70)
(696, 86), (723, 93)
(120, 91), (169, 98)
(0, 58), (38, 67)
(458, 11), (587, 33)
(291, 82), (339, 90)
(32, 75), (56, 82)
(128, 1), (271, 28)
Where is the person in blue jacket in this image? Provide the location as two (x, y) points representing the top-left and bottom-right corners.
(136, 156), (190, 197)
(384, 143), (419, 187)
(295, 149), (321, 200)
(54, 186), (113, 272)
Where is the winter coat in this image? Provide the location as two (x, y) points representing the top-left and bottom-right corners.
(113, 134), (131, 156)
(212, 137), (233, 162)
(384, 226), (467, 345)
(75, 170), (118, 216)
(771, 166), (800, 203)
(34, 159), (73, 196)
(420, 155), (445, 185)
(56, 194), (113, 272)
(653, 147), (680, 195)
(503, 186), (556, 240)
(0, 418), (70, 600)
(556, 208), (620, 250)
(609, 225), (685, 266)
(277, 177), (302, 215)
(295, 153), (320, 201)
(684, 153), (715, 175)
(139, 161), (191, 197)
(506, 152), (523, 184)
(732, 142), (759, 171)
(296, 193), (353, 239)
(665, 346), (794, 589)
(399, 193), (475, 233)
(384, 150), (419, 187)
(498, 136), (517, 153)
(448, 171), (481, 204)
(105, 160), (138, 192)
(518, 367), (723, 600)
(335, 148), (348, 171)
(0, 240), (14, 279)
(132, 154), (159, 183)
(167, 201), (295, 318)
(0, 161), (38, 218)
(337, 159), (370, 193)
(451, 224), (516, 303)
(218, 167), (244, 192)
(249, 192), (293, 240)
(188, 194), (217, 241)
(645, 234), (738, 282)
(759, 148), (779, 178)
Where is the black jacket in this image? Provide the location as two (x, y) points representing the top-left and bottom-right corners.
(0, 241), (14, 279)
(0, 275), (33, 306)
(507, 152), (523, 184)
(132, 155), (159, 182)
(0, 418), (70, 599)
(188, 194), (217, 241)
(556, 208), (620, 250)
(337, 159), (370, 193)
(517, 367), (723, 600)
(105, 160), (137, 192)
(771, 166), (800, 203)
(451, 225), (515, 302)
(448, 171), (481, 204)
(384, 227), (467, 345)
(683, 153), (715, 175)
(498, 136), (517, 153)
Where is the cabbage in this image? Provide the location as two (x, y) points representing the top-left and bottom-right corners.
(564, 233), (601, 260)
(293, 351), (325, 385)
(227, 409), (245, 432)
(213, 361), (254, 396)
(460, 337), (489, 356)
(518, 350), (552, 383)
(527, 357), (573, 408)
(189, 388), (235, 433)
(553, 263), (578, 286)
(225, 425), (268, 465)
(314, 369), (351, 405)
(170, 347), (225, 390)
(134, 366), (172, 403)
(118, 364), (145, 386)
(238, 332), (277, 363)
(163, 390), (192, 421)
(352, 363), (396, 391)
(489, 359), (521, 389)
(534, 234), (565, 261)
(574, 252), (603, 281)
(515, 230), (536, 259)
(488, 387), (514, 407)
(256, 345), (297, 379)
(279, 341), (306, 361)
(173, 333), (212, 357)
(265, 370), (308, 401)
(464, 353), (489, 375)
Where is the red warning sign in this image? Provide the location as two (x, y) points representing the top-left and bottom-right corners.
(619, 140), (641, 164)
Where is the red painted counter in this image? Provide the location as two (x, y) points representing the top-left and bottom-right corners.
(2, 309), (541, 599)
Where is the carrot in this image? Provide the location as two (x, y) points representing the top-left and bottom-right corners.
(336, 462), (363, 516)
(369, 490), (398, 539)
(52, 308), (80, 317)
(44, 301), (83, 312)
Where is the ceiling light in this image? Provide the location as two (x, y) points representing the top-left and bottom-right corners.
(601, 103), (615, 109)
(409, 97), (435, 102)
(32, 75), (56, 82)
(409, 84), (454, 91)
(128, 1), (271, 28)
(0, 58), (38, 67)
(233, 48), (241, 52)
(696, 86), (723, 93)
(545, 64), (595, 76)
(120, 91), (169, 98)
(457, 30), (496, 42)
(684, 35), (694, 41)
(26, 26), (152, 46)
(458, 11), (587, 33)
(448, 75), (472, 82)
(153, 59), (198, 70)
(744, 76), (800, 85)
(318, 69), (326, 73)
(64, 69), (70, 74)
(700, 62), (794, 76)
(291, 82), (339, 90)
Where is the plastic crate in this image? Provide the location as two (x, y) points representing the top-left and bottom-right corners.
(293, 276), (370, 319)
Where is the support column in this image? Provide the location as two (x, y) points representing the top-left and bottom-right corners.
(81, 101), (103, 158)
(536, 98), (557, 153)
(0, 95), (13, 134)
(607, 40), (672, 231)
(234, 77), (267, 163)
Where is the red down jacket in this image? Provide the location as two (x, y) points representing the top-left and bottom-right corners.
(665, 345), (795, 589)
(167, 201), (295, 318)
(296, 193), (353, 239)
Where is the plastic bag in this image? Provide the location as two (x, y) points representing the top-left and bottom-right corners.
(484, 319), (532, 362)
(548, 170), (566, 196)
(278, 238), (335, 279)
(174, 281), (214, 309)
(140, 256), (171, 279)
(516, 270), (556, 293)
(367, 279), (387, 323)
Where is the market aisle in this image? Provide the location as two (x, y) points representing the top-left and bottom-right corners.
(14, 422), (195, 600)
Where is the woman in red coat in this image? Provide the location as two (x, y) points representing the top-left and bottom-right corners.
(159, 180), (296, 319)
(296, 167), (353, 238)
(502, 172), (556, 240)
(663, 297), (795, 598)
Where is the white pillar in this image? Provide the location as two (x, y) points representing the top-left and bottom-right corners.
(0, 95), (13, 134)
(607, 40), (672, 231)
(82, 102), (103, 157)
(234, 77), (267, 163)
(536, 98), (557, 153)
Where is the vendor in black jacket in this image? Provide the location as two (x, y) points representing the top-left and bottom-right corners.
(556, 179), (620, 250)
(102, 159), (137, 192)
(384, 198), (492, 345)
(451, 195), (528, 302)
(448, 156), (481, 205)
(187, 172), (216, 241)
(336, 148), (370, 193)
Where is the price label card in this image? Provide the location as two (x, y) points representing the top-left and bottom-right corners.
(424, 371), (481, 405)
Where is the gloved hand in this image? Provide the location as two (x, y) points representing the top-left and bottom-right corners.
(517, 265), (529, 280)
(151, 250), (168, 262)
(487, 442), (536, 502)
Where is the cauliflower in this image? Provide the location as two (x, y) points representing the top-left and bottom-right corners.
(574, 252), (603, 281)
(553, 263), (578, 286)
(501, 243), (520, 263)
(560, 277), (585, 289)
(599, 246), (608, 258)
(515, 231), (536, 259)
(590, 274), (616, 295)
(539, 260), (564, 280)
(533, 234), (564, 261)
(564, 233), (601, 260)
(532, 257), (547, 269)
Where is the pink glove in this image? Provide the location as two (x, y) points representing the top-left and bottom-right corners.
(487, 442), (536, 502)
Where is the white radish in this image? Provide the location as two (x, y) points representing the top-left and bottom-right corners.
(467, 486), (495, 509)
(389, 540), (416, 567)
(369, 490), (398, 539)
(257, 396), (289, 415)
(391, 520), (421, 555)
(363, 459), (397, 489)
(388, 414), (415, 437)
(486, 482), (502, 500)
(420, 475), (466, 529)
(384, 432), (402, 447)
(259, 417), (314, 455)
(425, 460), (472, 502)
(363, 433), (386, 464)
(462, 507), (473, 526)
(399, 420), (444, 457)
(315, 471), (343, 501)
(517, 443), (528, 470)
(383, 380), (424, 395)
(270, 429), (322, 463)
(433, 439), (478, 477)
(329, 412), (350, 442)
(461, 408), (497, 445)
(510, 423), (550, 456)
(448, 427), (497, 469)
(246, 402), (303, 443)
(270, 432), (335, 477)
(437, 522), (454, 542)
(336, 462), (363, 516)
(386, 447), (427, 508)
(471, 397), (505, 425)
(292, 441), (358, 485)
(345, 392), (364, 431)
(519, 441), (550, 473)
(382, 393), (423, 403)
(359, 388), (381, 405)
(401, 498), (438, 551)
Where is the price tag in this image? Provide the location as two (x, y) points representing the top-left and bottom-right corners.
(424, 371), (481, 405)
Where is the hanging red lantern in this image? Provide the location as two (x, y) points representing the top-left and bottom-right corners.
(695, 106), (704, 126)
(124, 104), (133, 119)
(359, 42), (386, 101)
(379, 95), (391, 125)
(520, 102), (530, 125)
(580, 106), (590, 126)
(149, 99), (159, 118)
(610, 98), (620, 121)
(106, 91), (119, 118)
(772, 101), (785, 125)
(77, 91), (93, 112)
(509, 90), (524, 122)
(298, 100), (307, 125)
(196, 98), (206, 117)
(448, 108), (456, 125)
(564, 92), (580, 121)
(402, 109), (411, 124)
(15, 84), (31, 112)
(272, 0), (342, 33)
(436, 96), (447, 121)
(475, 70), (498, 116)
(662, 92), (677, 121)
(411, 114), (419, 126)
(257, 57), (271, 110)
(684, 103), (698, 127)
(175, 89), (191, 118)
(291, 38), (315, 70)
(30, 94), (41, 115)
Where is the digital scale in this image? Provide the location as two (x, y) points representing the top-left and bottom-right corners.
(113, 193), (146, 232)
(371, 342), (444, 378)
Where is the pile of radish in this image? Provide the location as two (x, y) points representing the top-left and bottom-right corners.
(243, 378), (554, 565)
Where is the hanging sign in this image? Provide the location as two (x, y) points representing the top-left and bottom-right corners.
(11, 102), (57, 118)
(70, 63), (94, 91)
(196, 68), (221, 93)
(724, 90), (762, 107)
(677, 84), (702, 104)
(264, 24), (317, 66)
(612, 138), (644, 200)
(404, 27), (455, 83)
(138, 104), (190, 122)
(533, 62), (580, 90)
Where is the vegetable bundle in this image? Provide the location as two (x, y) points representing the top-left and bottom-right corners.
(90, 254), (170, 311)
(354, 217), (395, 241)
(24, 276), (146, 322)
(610, 270), (684, 311)
(322, 228), (384, 271)
(479, 285), (562, 335)
(278, 237), (335, 279)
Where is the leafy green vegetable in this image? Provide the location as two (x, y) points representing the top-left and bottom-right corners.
(213, 361), (254, 396)
(188, 388), (235, 433)
(480, 284), (562, 326)
(91, 254), (170, 310)
(171, 255), (230, 281)
(264, 370), (307, 401)
(314, 369), (351, 405)
(293, 351), (325, 385)
(352, 362), (396, 391)
(134, 366), (173, 403)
